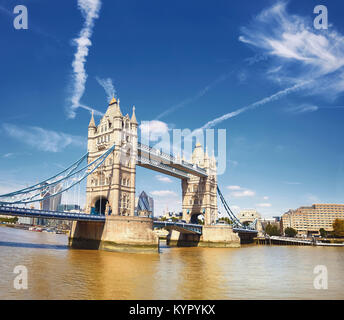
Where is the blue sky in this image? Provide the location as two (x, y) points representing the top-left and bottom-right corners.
(0, 0), (344, 217)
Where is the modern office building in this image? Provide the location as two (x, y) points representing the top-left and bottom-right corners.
(281, 204), (344, 236)
(135, 191), (154, 217)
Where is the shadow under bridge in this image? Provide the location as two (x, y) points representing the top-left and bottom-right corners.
(153, 221), (203, 235)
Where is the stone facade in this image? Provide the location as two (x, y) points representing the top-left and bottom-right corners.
(86, 97), (138, 217)
(69, 216), (159, 253)
(167, 225), (240, 248)
(181, 143), (218, 225)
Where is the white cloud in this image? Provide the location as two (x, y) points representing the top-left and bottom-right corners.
(139, 120), (169, 142)
(155, 175), (172, 183)
(226, 185), (256, 197)
(287, 104), (319, 114)
(67, 0), (102, 119)
(2, 153), (14, 158)
(231, 189), (256, 198)
(96, 77), (116, 103)
(192, 1), (344, 132)
(2, 124), (86, 152)
(283, 181), (301, 185)
(256, 203), (272, 208)
(227, 185), (241, 190)
(150, 190), (178, 197)
(239, 1), (344, 96)
(263, 196), (269, 200)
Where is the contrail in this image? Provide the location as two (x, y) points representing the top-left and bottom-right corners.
(67, 0), (102, 119)
(96, 77), (116, 103)
(199, 80), (312, 130)
(78, 104), (104, 116)
(156, 72), (232, 120)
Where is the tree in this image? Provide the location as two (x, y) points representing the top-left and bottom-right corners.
(284, 227), (297, 237)
(319, 228), (327, 238)
(265, 223), (280, 236)
(332, 219), (344, 238)
(218, 217), (232, 224)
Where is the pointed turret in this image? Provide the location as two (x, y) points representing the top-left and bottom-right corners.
(210, 151), (216, 169)
(109, 96), (117, 105)
(192, 141), (204, 165)
(107, 96), (122, 117)
(131, 105), (138, 124)
(88, 111), (96, 128)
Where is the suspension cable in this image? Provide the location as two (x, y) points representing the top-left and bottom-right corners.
(0, 144), (115, 205)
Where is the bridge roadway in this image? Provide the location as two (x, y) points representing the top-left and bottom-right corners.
(137, 143), (208, 179)
(0, 205), (105, 222)
(0, 205), (258, 235)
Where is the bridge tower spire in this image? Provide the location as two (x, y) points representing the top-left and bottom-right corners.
(85, 96), (138, 217)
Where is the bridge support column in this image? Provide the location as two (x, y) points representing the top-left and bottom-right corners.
(69, 216), (159, 253)
(166, 225), (240, 248)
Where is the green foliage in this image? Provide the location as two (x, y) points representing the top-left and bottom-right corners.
(159, 217), (167, 221)
(319, 228), (327, 237)
(0, 216), (18, 224)
(171, 217), (179, 222)
(285, 227), (297, 237)
(265, 223), (280, 236)
(332, 219), (344, 238)
(197, 219), (204, 225)
(218, 217), (232, 224)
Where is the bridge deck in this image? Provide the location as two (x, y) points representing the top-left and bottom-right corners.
(137, 143), (208, 178)
(153, 221), (203, 234)
(0, 206), (106, 222)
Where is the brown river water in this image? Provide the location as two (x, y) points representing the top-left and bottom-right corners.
(0, 226), (343, 299)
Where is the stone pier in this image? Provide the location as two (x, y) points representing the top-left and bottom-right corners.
(69, 216), (159, 253)
(166, 225), (240, 248)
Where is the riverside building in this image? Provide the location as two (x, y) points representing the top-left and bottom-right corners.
(281, 204), (344, 236)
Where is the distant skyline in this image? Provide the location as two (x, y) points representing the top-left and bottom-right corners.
(0, 0), (343, 218)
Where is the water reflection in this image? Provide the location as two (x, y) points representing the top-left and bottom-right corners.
(0, 227), (343, 299)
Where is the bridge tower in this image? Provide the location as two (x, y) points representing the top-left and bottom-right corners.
(85, 97), (138, 217)
(181, 143), (218, 225)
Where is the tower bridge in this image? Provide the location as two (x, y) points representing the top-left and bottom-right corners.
(0, 97), (257, 252)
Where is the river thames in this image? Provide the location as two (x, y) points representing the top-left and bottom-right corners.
(0, 226), (343, 300)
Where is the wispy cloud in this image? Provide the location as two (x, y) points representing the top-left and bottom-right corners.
(2, 153), (14, 159)
(155, 175), (173, 183)
(67, 0), (102, 119)
(199, 80), (310, 130)
(2, 124), (86, 152)
(283, 181), (302, 185)
(227, 185), (256, 198)
(239, 1), (344, 96)
(156, 72), (232, 120)
(227, 185), (241, 190)
(286, 104), (319, 114)
(96, 77), (116, 103)
(150, 190), (178, 197)
(256, 203), (272, 208)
